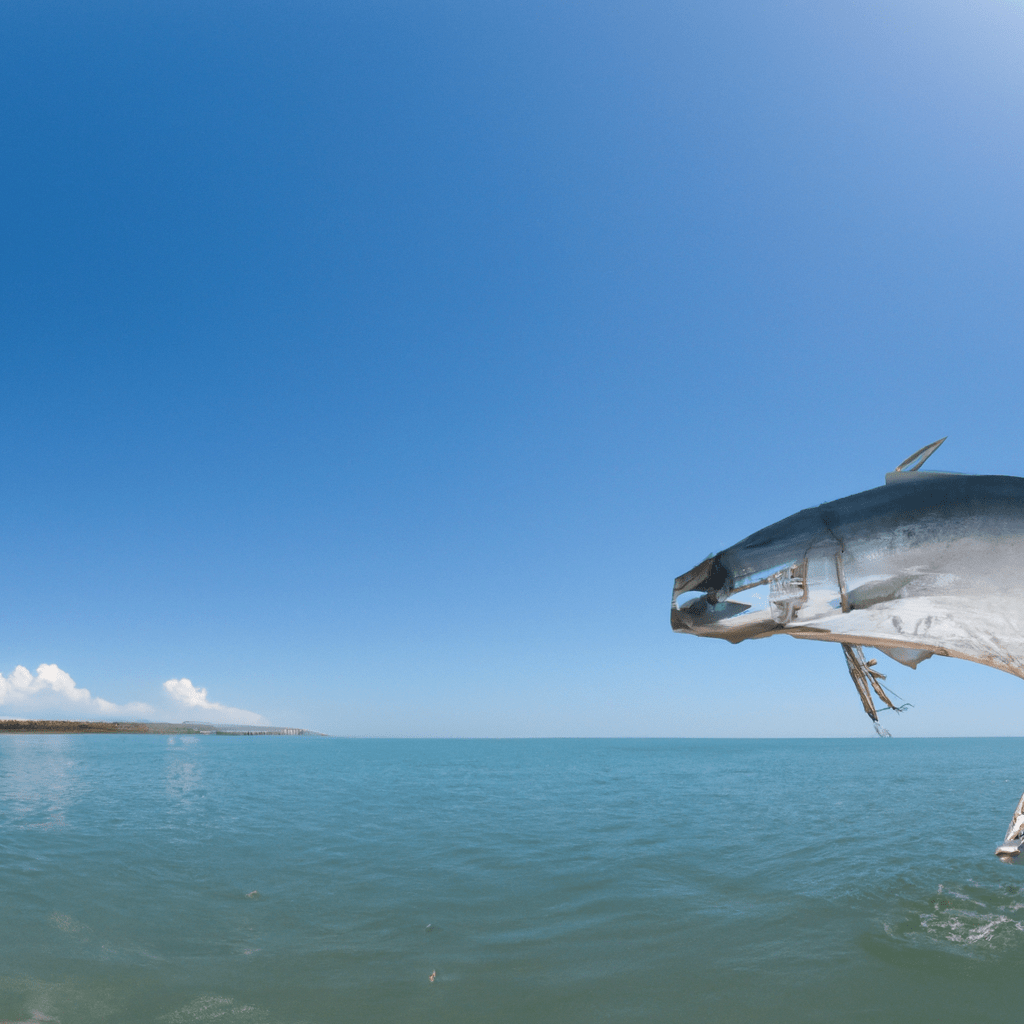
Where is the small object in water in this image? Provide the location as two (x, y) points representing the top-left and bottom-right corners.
(245, 890), (259, 899)
(429, 971), (436, 983)
(998, 790), (1024, 857)
(425, 923), (433, 931)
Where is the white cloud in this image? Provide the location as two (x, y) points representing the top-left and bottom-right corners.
(163, 678), (265, 726)
(0, 664), (154, 719)
(0, 664), (266, 726)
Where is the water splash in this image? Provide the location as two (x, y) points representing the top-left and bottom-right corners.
(885, 880), (1024, 953)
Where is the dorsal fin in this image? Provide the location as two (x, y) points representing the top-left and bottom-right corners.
(893, 437), (946, 474)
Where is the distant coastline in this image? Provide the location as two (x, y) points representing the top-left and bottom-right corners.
(0, 720), (323, 736)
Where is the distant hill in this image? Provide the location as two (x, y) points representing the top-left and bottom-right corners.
(0, 720), (324, 735)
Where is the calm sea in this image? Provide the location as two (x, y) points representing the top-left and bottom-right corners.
(4, 736), (1024, 1022)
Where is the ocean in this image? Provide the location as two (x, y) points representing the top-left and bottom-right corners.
(4, 735), (1024, 1022)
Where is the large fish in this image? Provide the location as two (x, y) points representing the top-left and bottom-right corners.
(670, 439), (1024, 856)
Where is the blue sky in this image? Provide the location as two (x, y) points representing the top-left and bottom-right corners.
(1, 0), (1023, 735)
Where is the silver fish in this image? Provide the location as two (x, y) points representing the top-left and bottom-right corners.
(670, 439), (1024, 856)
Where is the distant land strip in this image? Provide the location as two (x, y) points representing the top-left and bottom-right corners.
(0, 720), (324, 735)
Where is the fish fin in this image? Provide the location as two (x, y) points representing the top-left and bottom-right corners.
(874, 645), (934, 669)
(1004, 790), (1024, 846)
(842, 643), (880, 723)
(893, 437), (946, 474)
(868, 671), (900, 712)
(842, 643), (906, 733)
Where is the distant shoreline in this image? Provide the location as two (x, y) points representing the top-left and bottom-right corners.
(0, 720), (323, 736)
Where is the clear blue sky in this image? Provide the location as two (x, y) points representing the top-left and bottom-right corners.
(2, 0), (1023, 735)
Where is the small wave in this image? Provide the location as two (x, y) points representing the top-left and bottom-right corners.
(49, 913), (87, 936)
(19, 816), (66, 831)
(158, 996), (267, 1022)
(884, 880), (1024, 954)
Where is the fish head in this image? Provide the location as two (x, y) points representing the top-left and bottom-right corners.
(671, 531), (817, 643)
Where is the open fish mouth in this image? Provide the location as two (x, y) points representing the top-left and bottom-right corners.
(670, 555), (807, 637)
(669, 555), (736, 632)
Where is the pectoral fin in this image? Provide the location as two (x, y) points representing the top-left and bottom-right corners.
(841, 643), (909, 737)
(874, 645), (934, 669)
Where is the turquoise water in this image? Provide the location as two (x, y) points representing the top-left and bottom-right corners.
(4, 736), (1024, 1022)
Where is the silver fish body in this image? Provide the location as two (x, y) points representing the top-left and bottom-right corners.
(671, 473), (1024, 679)
(672, 453), (1024, 855)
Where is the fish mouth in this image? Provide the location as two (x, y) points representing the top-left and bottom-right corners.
(671, 554), (806, 638)
(670, 555), (742, 634)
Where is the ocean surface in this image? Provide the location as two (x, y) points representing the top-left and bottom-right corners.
(5, 736), (1024, 1022)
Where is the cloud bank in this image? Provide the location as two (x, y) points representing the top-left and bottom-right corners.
(0, 664), (154, 719)
(163, 678), (266, 726)
(0, 664), (266, 725)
